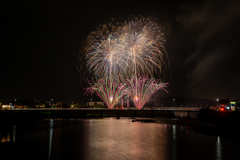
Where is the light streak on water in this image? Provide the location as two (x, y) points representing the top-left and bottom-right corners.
(216, 136), (222, 160)
(48, 119), (54, 160)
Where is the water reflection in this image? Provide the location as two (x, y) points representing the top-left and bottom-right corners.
(13, 125), (17, 142)
(50, 119), (63, 160)
(1, 133), (10, 143)
(0, 125), (17, 143)
(216, 136), (222, 160)
(0, 119), (239, 160)
(48, 119), (54, 160)
(83, 119), (169, 159)
(172, 125), (177, 160)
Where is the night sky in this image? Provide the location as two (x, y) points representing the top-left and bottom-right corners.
(1, 0), (240, 103)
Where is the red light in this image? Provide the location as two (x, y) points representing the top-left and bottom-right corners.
(220, 108), (224, 111)
(221, 104), (225, 107)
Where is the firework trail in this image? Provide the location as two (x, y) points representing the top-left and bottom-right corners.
(125, 75), (168, 109)
(85, 78), (127, 109)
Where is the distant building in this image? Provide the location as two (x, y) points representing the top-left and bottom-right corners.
(46, 99), (55, 106)
(61, 102), (78, 108)
(56, 102), (63, 108)
(230, 101), (240, 111)
(87, 101), (104, 106)
(14, 104), (25, 109)
(12, 99), (30, 109)
(1, 103), (11, 110)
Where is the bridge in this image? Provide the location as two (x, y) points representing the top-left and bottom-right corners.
(1, 108), (201, 119)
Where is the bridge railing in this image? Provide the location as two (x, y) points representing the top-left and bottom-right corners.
(2, 106), (206, 111)
(146, 107), (205, 111)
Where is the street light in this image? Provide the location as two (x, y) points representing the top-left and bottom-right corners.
(216, 98), (219, 107)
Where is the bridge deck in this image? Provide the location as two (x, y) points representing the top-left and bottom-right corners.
(1, 108), (200, 119)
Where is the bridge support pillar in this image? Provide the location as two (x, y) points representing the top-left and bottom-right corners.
(151, 110), (155, 118)
(116, 111), (120, 119)
(169, 111), (174, 118)
(66, 111), (70, 119)
(187, 111), (191, 119)
(100, 111), (103, 118)
(50, 111), (54, 118)
(83, 111), (86, 119)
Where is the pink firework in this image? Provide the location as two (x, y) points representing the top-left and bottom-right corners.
(85, 78), (127, 109)
(126, 75), (168, 109)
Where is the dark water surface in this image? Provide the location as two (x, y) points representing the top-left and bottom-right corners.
(0, 118), (239, 160)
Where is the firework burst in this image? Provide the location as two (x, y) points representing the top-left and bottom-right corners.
(85, 78), (127, 109)
(82, 16), (169, 108)
(82, 16), (168, 79)
(125, 75), (168, 109)
(119, 17), (167, 77)
(83, 23), (128, 78)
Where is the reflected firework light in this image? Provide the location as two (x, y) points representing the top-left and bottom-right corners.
(126, 75), (168, 109)
(85, 78), (127, 109)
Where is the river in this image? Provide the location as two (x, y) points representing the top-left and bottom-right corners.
(0, 118), (239, 160)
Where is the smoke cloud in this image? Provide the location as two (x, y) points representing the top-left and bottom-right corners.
(176, 0), (240, 99)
